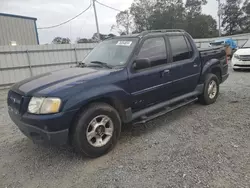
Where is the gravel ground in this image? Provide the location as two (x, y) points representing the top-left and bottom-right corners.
(0, 68), (250, 188)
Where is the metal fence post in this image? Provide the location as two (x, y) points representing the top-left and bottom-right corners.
(26, 50), (33, 76)
(74, 48), (78, 64)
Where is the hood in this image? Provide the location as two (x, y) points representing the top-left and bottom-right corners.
(11, 67), (114, 96)
(235, 48), (250, 55)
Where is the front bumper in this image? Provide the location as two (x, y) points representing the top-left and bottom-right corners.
(232, 58), (250, 69)
(8, 110), (77, 145)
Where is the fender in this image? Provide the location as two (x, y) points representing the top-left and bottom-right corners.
(62, 84), (131, 113)
(200, 59), (221, 82)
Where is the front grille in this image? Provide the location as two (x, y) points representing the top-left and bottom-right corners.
(234, 64), (250, 67)
(239, 55), (250, 61)
(7, 90), (23, 114)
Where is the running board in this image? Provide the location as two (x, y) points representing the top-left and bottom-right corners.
(132, 89), (201, 121)
(133, 97), (198, 125)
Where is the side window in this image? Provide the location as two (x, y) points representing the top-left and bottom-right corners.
(137, 37), (167, 67)
(169, 35), (193, 62)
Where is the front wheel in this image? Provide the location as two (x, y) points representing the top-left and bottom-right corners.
(72, 103), (121, 158)
(199, 73), (220, 105)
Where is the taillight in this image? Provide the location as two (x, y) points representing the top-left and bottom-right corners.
(226, 56), (229, 64)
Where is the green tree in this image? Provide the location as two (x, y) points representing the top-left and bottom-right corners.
(117, 0), (218, 38)
(77, 38), (92, 44)
(52, 37), (71, 44)
(222, 0), (243, 35)
(92, 33), (116, 41)
(111, 10), (134, 34)
(130, 0), (154, 32)
(190, 14), (218, 38)
(185, 0), (207, 17)
(149, 0), (185, 30)
(240, 0), (250, 32)
(185, 0), (210, 37)
(242, 0), (250, 14)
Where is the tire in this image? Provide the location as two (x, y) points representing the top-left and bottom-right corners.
(72, 103), (121, 158)
(199, 73), (220, 105)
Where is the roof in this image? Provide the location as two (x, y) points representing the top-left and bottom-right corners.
(110, 34), (140, 40)
(0, 13), (37, 21)
(119, 33), (141, 38)
(113, 30), (186, 39)
(141, 29), (185, 37)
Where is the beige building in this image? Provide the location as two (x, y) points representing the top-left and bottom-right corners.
(0, 13), (39, 46)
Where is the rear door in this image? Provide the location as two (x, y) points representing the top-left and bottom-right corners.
(128, 36), (172, 110)
(168, 35), (201, 97)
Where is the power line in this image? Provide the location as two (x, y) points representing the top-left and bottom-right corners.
(37, 4), (92, 29)
(95, 0), (121, 12)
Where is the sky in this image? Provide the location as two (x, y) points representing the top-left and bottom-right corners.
(0, 0), (222, 44)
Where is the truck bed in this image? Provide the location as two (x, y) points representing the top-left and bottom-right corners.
(199, 46), (226, 65)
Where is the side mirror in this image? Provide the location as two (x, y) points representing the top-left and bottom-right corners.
(133, 58), (151, 70)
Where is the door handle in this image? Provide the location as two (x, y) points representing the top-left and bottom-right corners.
(193, 64), (198, 68)
(163, 69), (170, 74)
(161, 69), (170, 77)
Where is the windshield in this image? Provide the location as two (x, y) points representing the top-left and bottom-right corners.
(242, 40), (250, 48)
(83, 38), (138, 67)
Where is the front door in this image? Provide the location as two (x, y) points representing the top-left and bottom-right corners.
(128, 36), (172, 111)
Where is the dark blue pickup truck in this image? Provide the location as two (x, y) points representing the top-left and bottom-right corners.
(8, 30), (229, 157)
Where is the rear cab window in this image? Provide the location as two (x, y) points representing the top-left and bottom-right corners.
(168, 35), (193, 62)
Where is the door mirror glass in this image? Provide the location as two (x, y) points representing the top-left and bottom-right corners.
(133, 58), (151, 70)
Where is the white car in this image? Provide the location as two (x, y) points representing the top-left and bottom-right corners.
(232, 41), (250, 70)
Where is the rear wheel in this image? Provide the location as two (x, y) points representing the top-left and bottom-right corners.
(72, 103), (121, 158)
(199, 73), (219, 105)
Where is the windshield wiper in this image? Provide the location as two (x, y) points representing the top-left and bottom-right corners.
(89, 61), (112, 69)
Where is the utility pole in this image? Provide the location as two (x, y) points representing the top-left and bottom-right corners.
(93, 0), (100, 41)
(217, 0), (222, 37)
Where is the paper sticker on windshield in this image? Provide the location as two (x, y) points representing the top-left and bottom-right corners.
(116, 41), (133, 46)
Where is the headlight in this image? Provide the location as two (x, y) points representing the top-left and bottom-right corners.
(28, 97), (61, 114)
(234, 54), (241, 59)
